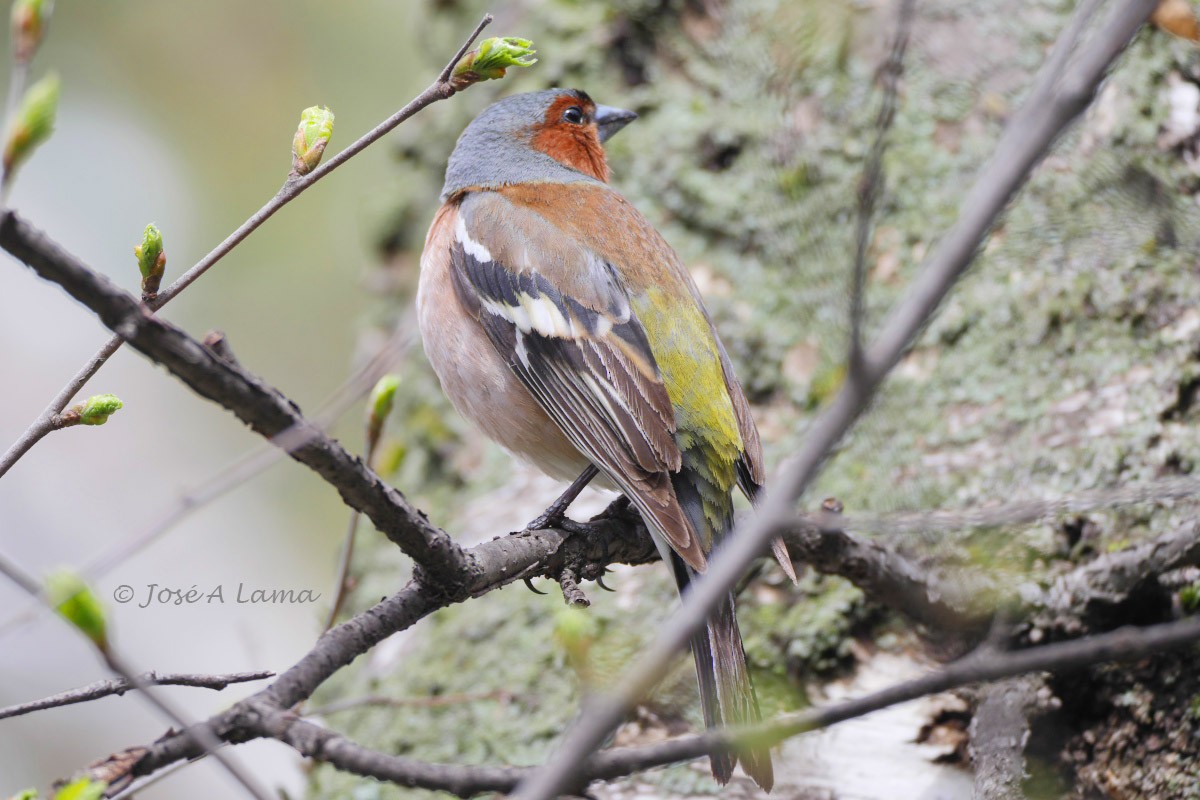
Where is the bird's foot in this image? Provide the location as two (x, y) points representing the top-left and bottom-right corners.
(523, 464), (599, 532)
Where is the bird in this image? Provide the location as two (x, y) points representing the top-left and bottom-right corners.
(417, 87), (794, 791)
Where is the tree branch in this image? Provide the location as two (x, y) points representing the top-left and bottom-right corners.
(848, 0), (916, 378)
(832, 475), (1200, 537)
(0, 14), (493, 480)
(0, 670), (273, 722)
(785, 514), (987, 632)
(0, 210), (469, 584)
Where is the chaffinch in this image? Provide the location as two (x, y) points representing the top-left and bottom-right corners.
(418, 88), (792, 790)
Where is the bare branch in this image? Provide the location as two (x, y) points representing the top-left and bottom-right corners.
(783, 515), (987, 631)
(0, 14), (493, 480)
(0, 670), (273, 721)
(107, 506), (656, 785)
(438, 14), (496, 84)
(323, 509), (367, 630)
(849, 0), (916, 378)
(832, 475), (1200, 537)
(510, 3), (1160, 797)
(0, 210), (469, 583)
(307, 690), (513, 717)
(323, 380), (394, 630)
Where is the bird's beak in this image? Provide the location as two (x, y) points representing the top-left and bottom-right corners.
(594, 104), (638, 143)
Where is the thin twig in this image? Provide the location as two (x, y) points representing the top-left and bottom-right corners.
(0, 670), (273, 721)
(848, 0), (916, 379)
(0, 13), (493, 480)
(323, 398), (392, 631)
(307, 690), (513, 717)
(825, 475), (1200, 537)
(4, 60), (30, 132)
(510, 4), (1159, 797)
(323, 510), (365, 631)
(107, 757), (205, 800)
(439, 15), (495, 84)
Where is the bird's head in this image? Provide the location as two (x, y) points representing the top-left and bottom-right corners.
(442, 88), (637, 199)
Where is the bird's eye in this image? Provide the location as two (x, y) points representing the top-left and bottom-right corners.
(562, 106), (585, 124)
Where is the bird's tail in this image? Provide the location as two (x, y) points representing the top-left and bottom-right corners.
(670, 553), (774, 792)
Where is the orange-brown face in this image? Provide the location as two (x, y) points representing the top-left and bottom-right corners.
(530, 93), (610, 183)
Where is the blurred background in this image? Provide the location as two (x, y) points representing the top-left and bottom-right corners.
(4, 0), (1200, 798)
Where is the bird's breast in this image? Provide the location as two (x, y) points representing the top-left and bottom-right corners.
(417, 204), (594, 483)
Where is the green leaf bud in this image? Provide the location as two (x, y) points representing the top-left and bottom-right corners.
(45, 571), (108, 652)
(77, 394), (123, 426)
(52, 778), (106, 800)
(10, 0), (53, 63)
(134, 223), (166, 298)
(291, 105), (334, 176)
(450, 37), (537, 90)
(368, 375), (401, 426)
(2, 72), (59, 179)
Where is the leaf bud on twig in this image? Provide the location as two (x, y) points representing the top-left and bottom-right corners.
(366, 374), (401, 443)
(2, 72), (58, 183)
(10, 0), (53, 63)
(450, 37), (537, 91)
(134, 223), (165, 300)
(57, 393), (124, 428)
(291, 105), (334, 176)
(45, 570), (109, 653)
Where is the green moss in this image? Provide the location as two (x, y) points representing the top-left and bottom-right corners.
(741, 573), (869, 682)
(1181, 584), (1200, 616)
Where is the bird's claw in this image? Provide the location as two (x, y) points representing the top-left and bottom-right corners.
(523, 577), (547, 595)
(595, 573), (615, 592)
(524, 510), (561, 532)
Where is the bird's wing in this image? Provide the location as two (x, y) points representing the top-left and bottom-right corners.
(475, 183), (794, 580)
(449, 190), (708, 570)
